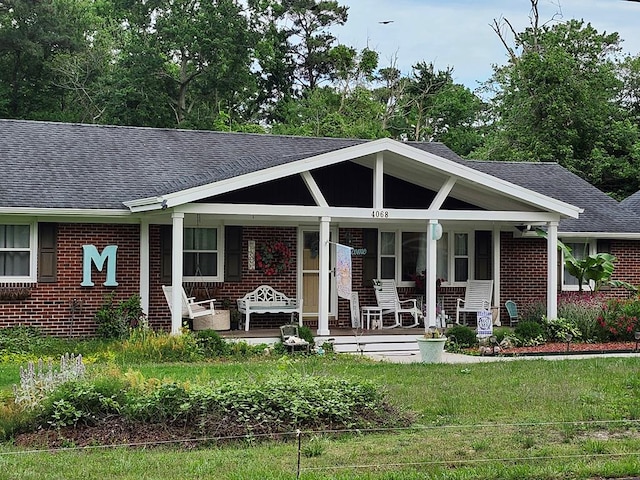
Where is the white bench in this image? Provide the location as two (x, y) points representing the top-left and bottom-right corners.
(236, 285), (303, 331)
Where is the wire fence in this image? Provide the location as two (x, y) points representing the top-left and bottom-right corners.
(2, 419), (640, 479)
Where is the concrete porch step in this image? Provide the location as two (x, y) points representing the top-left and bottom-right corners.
(316, 334), (422, 355)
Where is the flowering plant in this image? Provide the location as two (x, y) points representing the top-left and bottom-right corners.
(256, 241), (292, 276)
(597, 298), (640, 341)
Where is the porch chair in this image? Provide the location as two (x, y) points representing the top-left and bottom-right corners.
(455, 280), (493, 325)
(280, 324), (310, 353)
(505, 300), (518, 327)
(372, 279), (423, 328)
(162, 285), (216, 322)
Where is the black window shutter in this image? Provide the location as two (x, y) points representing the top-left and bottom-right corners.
(362, 228), (378, 287)
(474, 230), (492, 280)
(225, 226), (243, 281)
(160, 225), (172, 284)
(38, 223), (57, 283)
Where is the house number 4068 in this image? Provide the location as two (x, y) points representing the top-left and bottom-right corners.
(371, 210), (389, 218)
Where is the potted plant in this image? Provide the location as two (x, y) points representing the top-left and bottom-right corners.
(416, 328), (447, 363)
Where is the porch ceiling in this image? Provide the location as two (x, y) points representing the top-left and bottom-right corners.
(352, 152), (546, 213)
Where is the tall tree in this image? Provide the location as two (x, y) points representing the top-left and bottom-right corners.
(0, 0), (97, 119)
(109, 0), (258, 128)
(476, 7), (640, 198)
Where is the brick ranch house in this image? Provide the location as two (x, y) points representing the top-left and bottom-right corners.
(2, 119), (640, 337)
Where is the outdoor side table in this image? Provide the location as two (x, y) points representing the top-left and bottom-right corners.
(361, 306), (383, 329)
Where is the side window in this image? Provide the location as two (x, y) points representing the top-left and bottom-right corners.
(453, 233), (469, 282)
(379, 231), (396, 279)
(401, 232), (426, 283)
(161, 226), (224, 283)
(183, 227), (221, 281)
(0, 223), (34, 281)
(562, 240), (592, 289)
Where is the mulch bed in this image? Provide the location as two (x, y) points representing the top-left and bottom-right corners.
(497, 341), (639, 356)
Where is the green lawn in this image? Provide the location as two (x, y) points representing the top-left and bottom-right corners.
(2, 355), (640, 479)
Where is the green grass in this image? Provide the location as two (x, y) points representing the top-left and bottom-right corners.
(2, 355), (640, 479)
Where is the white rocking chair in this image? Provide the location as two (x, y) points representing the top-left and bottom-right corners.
(373, 279), (423, 328)
(456, 280), (493, 325)
(162, 285), (215, 320)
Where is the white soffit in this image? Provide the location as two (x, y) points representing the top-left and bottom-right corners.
(128, 138), (581, 218)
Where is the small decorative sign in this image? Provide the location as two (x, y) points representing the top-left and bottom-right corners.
(476, 309), (493, 338)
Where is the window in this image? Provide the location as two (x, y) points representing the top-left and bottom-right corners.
(380, 231), (396, 279)
(401, 232), (426, 282)
(379, 229), (477, 287)
(0, 223), (36, 281)
(183, 227), (222, 282)
(562, 240), (593, 290)
(453, 233), (469, 282)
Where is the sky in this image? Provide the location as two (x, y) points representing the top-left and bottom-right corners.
(331, 0), (640, 91)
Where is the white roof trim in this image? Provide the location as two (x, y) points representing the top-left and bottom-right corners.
(126, 138), (581, 218)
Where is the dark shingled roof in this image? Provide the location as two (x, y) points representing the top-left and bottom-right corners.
(621, 191), (640, 215)
(2, 119), (640, 233)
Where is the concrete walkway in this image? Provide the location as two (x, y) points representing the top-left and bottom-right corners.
(366, 350), (640, 364)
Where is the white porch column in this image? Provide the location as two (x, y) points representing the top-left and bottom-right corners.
(425, 220), (439, 329)
(171, 212), (185, 335)
(318, 216), (331, 336)
(139, 220), (150, 316)
(493, 225), (501, 326)
(547, 221), (559, 320)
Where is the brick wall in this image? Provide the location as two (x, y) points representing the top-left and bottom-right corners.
(499, 232), (640, 321)
(0, 223), (140, 336)
(6, 223), (639, 337)
(149, 225), (301, 331)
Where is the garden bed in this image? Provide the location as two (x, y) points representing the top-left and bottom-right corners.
(498, 341), (639, 356)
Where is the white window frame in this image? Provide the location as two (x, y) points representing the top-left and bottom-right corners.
(379, 228), (475, 288)
(182, 223), (224, 283)
(378, 230), (397, 281)
(450, 231), (472, 286)
(561, 238), (595, 291)
(0, 220), (37, 283)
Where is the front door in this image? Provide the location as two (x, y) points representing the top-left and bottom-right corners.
(299, 228), (336, 320)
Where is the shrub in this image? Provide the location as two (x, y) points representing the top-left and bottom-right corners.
(195, 330), (230, 358)
(558, 292), (605, 342)
(541, 316), (582, 342)
(520, 301), (546, 323)
(117, 329), (203, 363)
(492, 327), (512, 344)
(514, 320), (546, 346)
(597, 298), (640, 341)
(297, 325), (315, 346)
(95, 293), (144, 340)
(0, 326), (47, 355)
(445, 325), (477, 348)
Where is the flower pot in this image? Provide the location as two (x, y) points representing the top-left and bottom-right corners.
(416, 336), (447, 363)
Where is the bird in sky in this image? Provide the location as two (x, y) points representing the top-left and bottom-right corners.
(378, 20), (394, 24)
